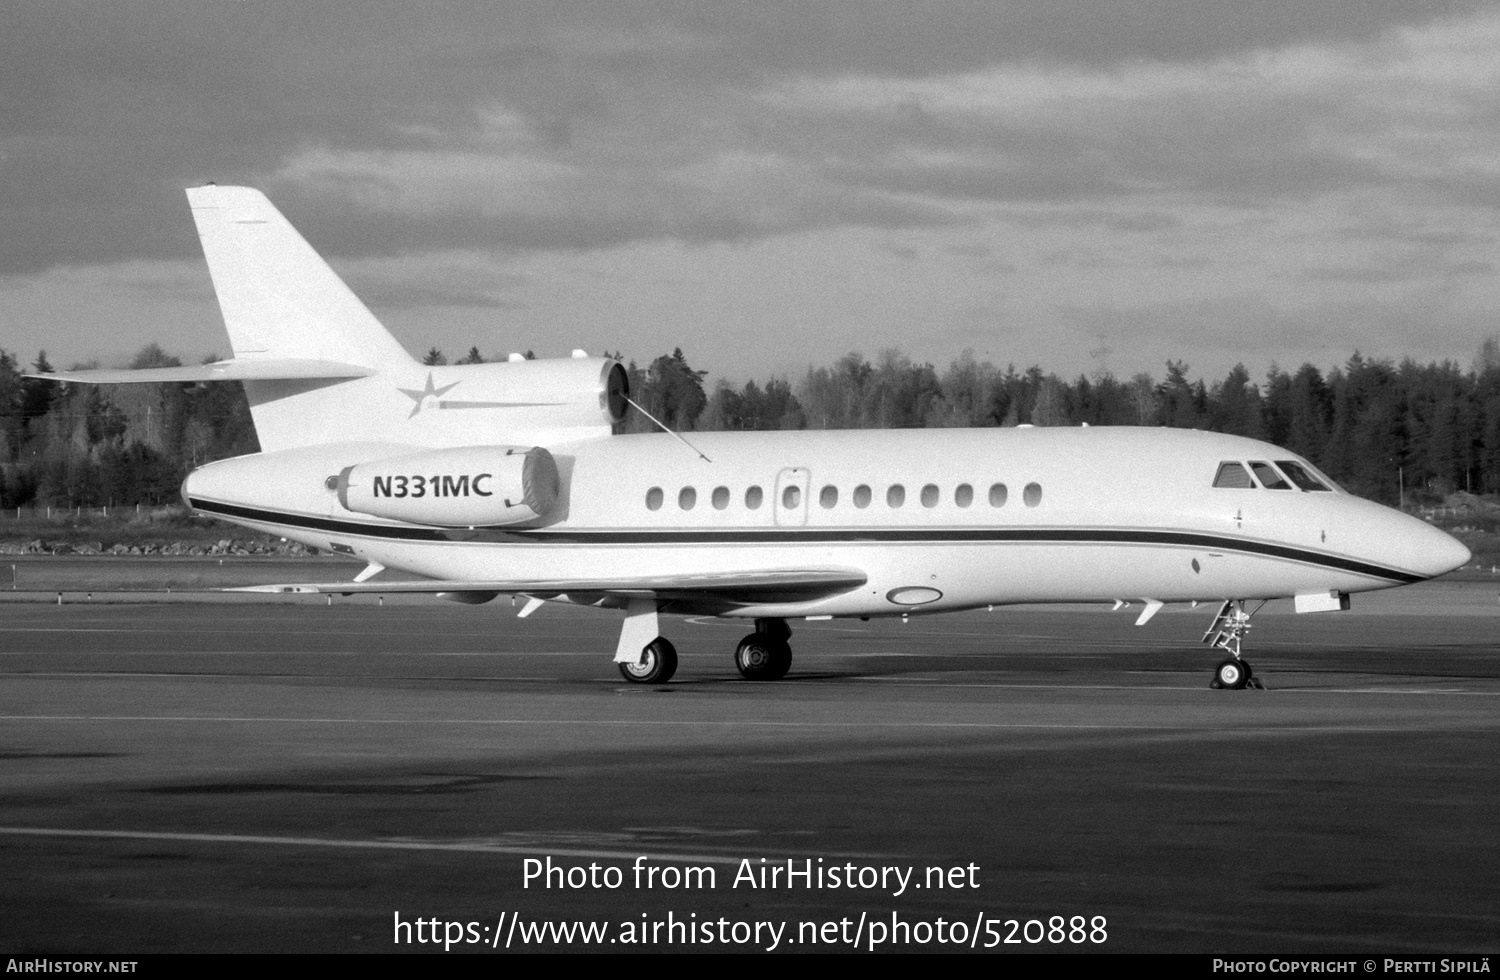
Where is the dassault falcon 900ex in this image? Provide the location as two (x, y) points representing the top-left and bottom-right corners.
(38, 185), (1471, 688)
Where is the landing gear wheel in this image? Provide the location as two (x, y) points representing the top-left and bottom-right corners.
(1214, 658), (1250, 690)
(767, 642), (792, 681)
(735, 634), (792, 681)
(619, 637), (677, 684)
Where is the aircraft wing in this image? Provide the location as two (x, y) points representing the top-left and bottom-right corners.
(228, 567), (868, 604)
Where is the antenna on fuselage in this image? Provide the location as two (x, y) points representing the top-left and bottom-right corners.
(624, 396), (712, 463)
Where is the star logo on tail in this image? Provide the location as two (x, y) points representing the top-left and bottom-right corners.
(398, 373), (461, 419)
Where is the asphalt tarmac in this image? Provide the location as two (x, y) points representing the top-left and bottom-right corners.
(0, 577), (1496, 953)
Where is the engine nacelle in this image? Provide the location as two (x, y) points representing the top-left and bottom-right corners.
(427, 356), (629, 430)
(337, 446), (561, 526)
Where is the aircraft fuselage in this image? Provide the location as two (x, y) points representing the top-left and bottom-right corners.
(184, 425), (1467, 620)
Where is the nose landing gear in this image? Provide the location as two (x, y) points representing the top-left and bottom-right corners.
(1214, 657), (1252, 690)
(1203, 599), (1266, 690)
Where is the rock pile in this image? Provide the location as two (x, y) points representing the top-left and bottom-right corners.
(0, 538), (319, 557)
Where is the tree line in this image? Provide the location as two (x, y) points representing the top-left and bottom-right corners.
(0, 345), (255, 510)
(3, 340), (1498, 509)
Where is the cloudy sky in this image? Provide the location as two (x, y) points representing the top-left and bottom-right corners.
(2, 0), (1498, 386)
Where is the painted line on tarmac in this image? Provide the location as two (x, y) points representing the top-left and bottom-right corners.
(0, 648), (622, 661)
(854, 678), (1500, 695)
(0, 628), (521, 639)
(0, 826), (751, 865)
(0, 713), (1174, 728)
(0, 714), (1463, 732)
(0, 672), (592, 681)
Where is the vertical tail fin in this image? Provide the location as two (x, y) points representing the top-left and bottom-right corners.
(37, 186), (619, 458)
(186, 185), (413, 370)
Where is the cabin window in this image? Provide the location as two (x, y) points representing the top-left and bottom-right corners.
(887, 484), (906, 508)
(1213, 462), (1254, 489)
(920, 484), (939, 508)
(1275, 460), (1332, 492)
(782, 485), (801, 508)
(745, 486), (764, 509)
(989, 483), (1008, 507)
(1249, 461), (1292, 490)
(646, 487), (664, 511)
(712, 486), (730, 509)
(1023, 482), (1042, 507)
(820, 485), (838, 508)
(853, 484), (872, 508)
(679, 487), (697, 510)
(955, 483), (973, 507)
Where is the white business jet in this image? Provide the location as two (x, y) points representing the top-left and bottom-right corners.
(40, 186), (1471, 688)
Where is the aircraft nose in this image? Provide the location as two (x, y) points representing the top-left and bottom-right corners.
(1395, 516), (1471, 579)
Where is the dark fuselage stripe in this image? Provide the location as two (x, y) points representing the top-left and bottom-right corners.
(188, 498), (1426, 585)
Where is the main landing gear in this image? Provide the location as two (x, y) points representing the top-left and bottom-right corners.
(616, 617), (795, 684)
(1202, 599), (1266, 690)
(734, 619), (793, 681)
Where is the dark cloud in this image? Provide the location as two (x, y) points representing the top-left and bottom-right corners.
(1153, 254), (1214, 269)
(824, 153), (1142, 205)
(1301, 258), (1495, 284)
(1000, 209), (1183, 232)
(786, 77), (1435, 213)
(3, 0), (1490, 276)
(0, 1), (579, 272)
(1105, 212), (1180, 233)
(653, 0), (1490, 76)
(341, 276), (523, 312)
(258, 156), (962, 258)
(1344, 228), (1498, 247)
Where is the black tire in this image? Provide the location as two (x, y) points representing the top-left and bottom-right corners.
(618, 637), (677, 684)
(1215, 658), (1249, 690)
(767, 640), (792, 680)
(735, 634), (792, 681)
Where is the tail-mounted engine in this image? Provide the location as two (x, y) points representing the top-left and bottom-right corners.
(442, 356), (628, 430)
(336, 445), (561, 527)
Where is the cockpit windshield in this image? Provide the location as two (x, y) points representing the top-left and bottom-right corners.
(1249, 461), (1292, 490)
(1274, 460), (1332, 492)
(1213, 458), (1341, 492)
(1213, 462), (1254, 488)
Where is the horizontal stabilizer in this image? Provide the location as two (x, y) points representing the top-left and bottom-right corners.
(30, 359), (376, 384)
(229, 567), (868, 604)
